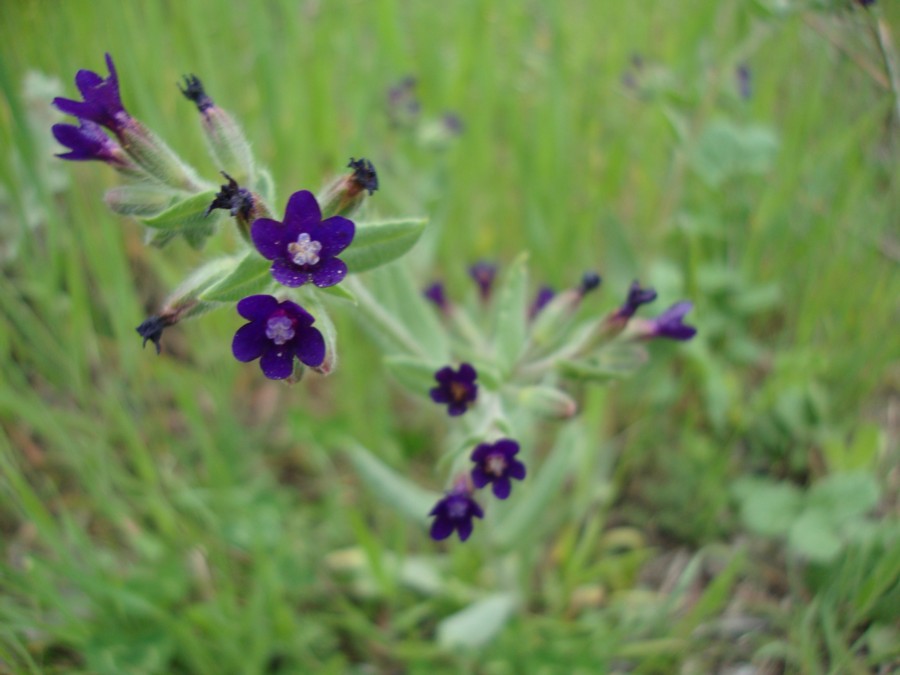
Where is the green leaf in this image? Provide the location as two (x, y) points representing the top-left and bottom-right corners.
(344, 443), (441, 524)
(807, 472), (881, 524)
(200, 252), (272, 302)
(734, 478), (803, 537)
(493, 252), (529, 376)
(558, 344), (649, 382)
(383, 355), (440, 396)
(689, 119), (779, 187)
(788, 508), (843, 562)
(104, 184), (178, 217)
(436, 593), (519, 650)
(342, 217), (427, 273)
(141, 190), (218, 230)
(318, 283), (357, 305)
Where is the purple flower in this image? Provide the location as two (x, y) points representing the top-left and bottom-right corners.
(470, 439), (526, 500)
(469, 261), (497, 300)
(429, 476), (484, 542)
(51, 119), (126, 165)
(232, 295), (326, 379)
(251, 191), (355, 288)
(642, 301), (697, 341)
(529, 285), (556, 319)
(423, 281), (448, 311)
(736, 64), (752, 100)
(616, 280), (657, 319)
(53, 53), (129, 135)
(430, 363), (478, 416)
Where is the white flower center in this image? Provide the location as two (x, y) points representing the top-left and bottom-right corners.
(288, 232), (322, 266)
(486, 454), (507, 476)
(265, 315), (295, 345)
(448, 499), (469, 518)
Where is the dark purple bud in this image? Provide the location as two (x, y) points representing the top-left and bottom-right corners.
(470, 438), (526, 500)
(347, 157), (378, 196)
(430, 363), (478, 416)
(529, 285), (556, 319)
(578, 272), (602, 296)
(429, 474), (483, 542)
(469, 261), (497, 301)
(136, 315), (172, 355)
(178, 74), (214, 112)
(617, 280), (657, 319)
(53, 53), (130, 135)
(424, 281), (449, 312)
(232, 295), (326, 380)
(318, 158), (378, 218)
(206, 171), (255, 219)
(251, 190), (355, 288)
(441, 113), (464, 135)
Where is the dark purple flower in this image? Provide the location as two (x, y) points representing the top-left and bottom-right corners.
(53, 53), (129, 135)
(430, 363), (478, 416)
(470, 438), (526, 500)
(579, 271), (602, 296)
(232, 295), (326, 379)
(206, 171), (255, 219)
(179, 74), (214, 112)
(52, 119), (126, 165)
(529, 285), (556, 319)
(642, 301), (697, 341)
(736, 64), (752, 100)
(469, 261), (497, 300)
(251, 191), (355, 288)
(429, 475), (484, 542)
(616, 280), (657, 319)
(424, 281), (448, 311)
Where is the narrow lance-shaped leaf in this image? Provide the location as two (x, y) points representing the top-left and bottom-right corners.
(493, 252), (529, 376)
(141, 190), (217, 230)
(342, 217), (427, 274)
(200, 250), (272, 302)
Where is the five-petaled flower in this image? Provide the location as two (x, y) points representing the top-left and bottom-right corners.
(470, 438), (527, 500)
(430, 363), (478, 416)
(639, 301), (697, 341)
(232, 295), (326, 379)
(251, 190), (355, 288)
(429, 475), (484, 542)
(53, 53), (130, 136)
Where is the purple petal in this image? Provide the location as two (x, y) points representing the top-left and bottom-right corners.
(53, 97), (95, 120)
(75, 69), (104, 96)
(470, 443), (490, 462)
(430, 517), (453, 541)
(279, 300), (315, 327)
(236, 294), (279, 321)
(470, 500), (484, 519)
(456, 519), (474, 541)
(313, 216), (355, 257)
(434, 367), (455, 385)
(251, 218), (292, 260)
(492, 478), (511, 500)
(259, 347), (295, 380)
(310, 257), (347, 288)
(494, 439), (520, 458)
(447, 402), (467, 416)
(232, 322), (267, 362)
(430, 387), (450, 404)
(270, 259), (311, 287)
(293, 326), (326, 367)
(458, 363), (477, 383)
(470, 466), (490, 489)
(508, 459), (527, 481)
(283, 191), (322, 231)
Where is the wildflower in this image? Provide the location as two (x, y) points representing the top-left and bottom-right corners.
(429, 475), (484, 542)
(636, 301), (697, 341)
(53, 53), (129, 135)
(470, 438), (526, 499)
(206, 171), (256, 219)
(318, 158), (378, 218)
(251, 190), (355, 288)
(51, 119), (130, 167)
(615, 280), (657, 319)
(423, 281), (449, 312)
(430, 363), (478, 416)
(736, 64), (752, 100)
(579, 271), (602, 296)
(232, 295), (325, 379)
(529, 285), (556, 319)
(136, 315), (174, 355)
(469, 261), (497, 301)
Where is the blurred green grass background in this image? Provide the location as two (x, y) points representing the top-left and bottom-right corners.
(1, 0), (898, 673)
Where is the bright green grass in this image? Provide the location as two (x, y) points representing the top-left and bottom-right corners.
(1, 0), (898, 672)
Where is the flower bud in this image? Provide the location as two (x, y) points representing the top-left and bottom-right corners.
(206, 172), (271, 241)
(179, 74), (255, 185)
(318, 157), (378, 219)
(118, 119), (203, 191)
